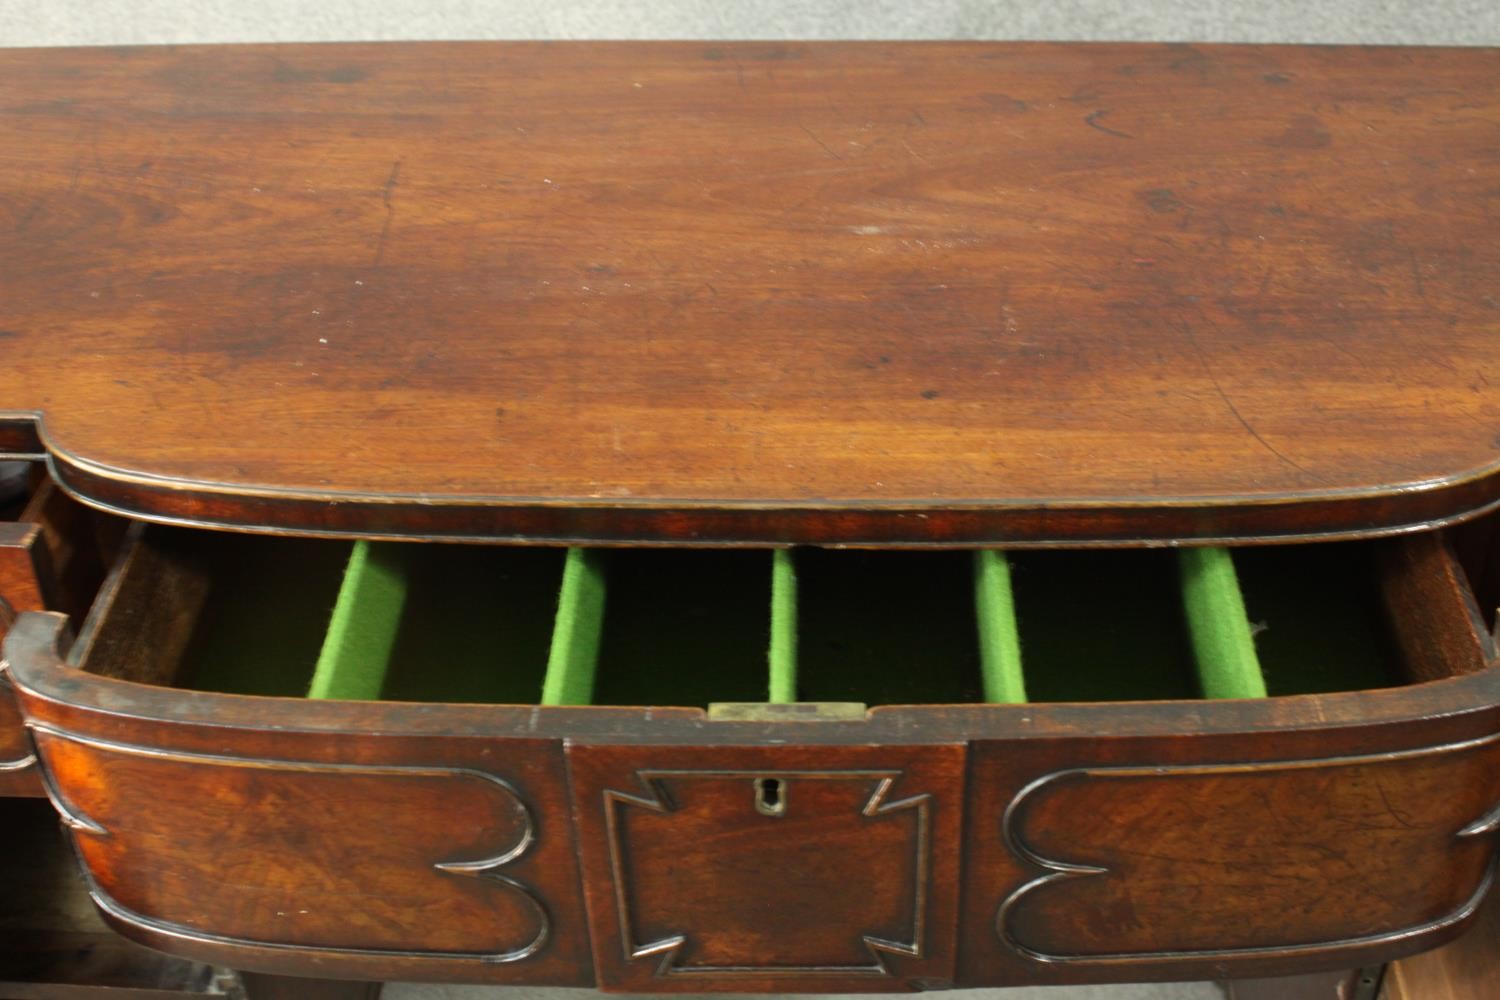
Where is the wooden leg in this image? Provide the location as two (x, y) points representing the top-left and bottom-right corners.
(0, 799), (227, 999)
(1381, 883), (1500, 1000)
(238, 972), (382, 1000)
(1228, 967), (1379, 1000)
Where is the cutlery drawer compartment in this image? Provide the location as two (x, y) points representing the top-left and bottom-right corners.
(6, 521), (1498, 991)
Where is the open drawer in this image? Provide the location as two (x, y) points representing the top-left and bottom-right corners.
(5, 521), (1499, 992)
(0, 462), (121, 797)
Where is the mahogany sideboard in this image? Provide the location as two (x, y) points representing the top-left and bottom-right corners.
(1, 40), (1498, 994)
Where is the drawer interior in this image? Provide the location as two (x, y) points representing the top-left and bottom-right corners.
(69, 523), (1495, 710)
(0, 461), (121, 627)
(1453, 507), (1500, 636)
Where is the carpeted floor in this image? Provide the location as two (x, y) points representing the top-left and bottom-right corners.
(0, 0), (1496, 46)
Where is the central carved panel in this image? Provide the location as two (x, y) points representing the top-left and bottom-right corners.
(570, 743), (964, 992)
(610, 769), (925, 973)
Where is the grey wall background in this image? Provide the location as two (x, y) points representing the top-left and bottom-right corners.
(1, 0), (1499, 47)
(0, 1), (1484, 998)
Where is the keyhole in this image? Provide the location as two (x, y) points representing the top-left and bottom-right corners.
(755, 777), (786, 816)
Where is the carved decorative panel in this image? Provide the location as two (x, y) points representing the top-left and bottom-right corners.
(570, 743), (965, 992)
(28, 723), (592, 983)
(973, 732), (1500, 979)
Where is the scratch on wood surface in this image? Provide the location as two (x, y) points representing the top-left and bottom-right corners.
(372, 159), (401, 267)
(800, 125), (844, 160)
(1178, 317), (1326, 483)
(1408, 248), (1428, 301)
(1085, 109), (1133, 139)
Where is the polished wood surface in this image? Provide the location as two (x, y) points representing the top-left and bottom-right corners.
(569, 742), (964, 992)
(2, 42), (1498, 544)
(30, 725), (593, 986)
(966, 732), (1500, 983)
(0, 677), (39, 796)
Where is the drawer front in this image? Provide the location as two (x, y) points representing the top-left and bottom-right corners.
(21, 698), (593, 986)
(961, 728), (1500, 985)
(6, 518), (1500, 990)
(569, 742), (965, 992)
(14, 629), (1500, 993)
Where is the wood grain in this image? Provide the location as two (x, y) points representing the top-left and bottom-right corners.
(1378, 533), (1498, 683)
(22, 718), (593, 986)
(1000, 745), (1500, 960)
(1452, 510), (1500, 639)
(0, 674), (41, 797)
(0, 523), (46, 627)
(959, 726), (1500, 986)
(35, 728), (551, 959)
(19, 478), (108, 625)
(568, 743), (964, 992)
(1, 43), (1497, 543)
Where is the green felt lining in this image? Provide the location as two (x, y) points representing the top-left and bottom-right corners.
(540, 548), (607, 706)
(1009, 550), (1201, 701)
(1235, 543), (1402, 695)
(1178, 547), (1268, 700)
(307, 541), (406, 700)
(379, 545), (559, 704)
(796, 550), (986, 704)
(974, 550), (1027, 703)
(174, 533), (350, 698)
(590, 549), (770, 706)
(769, 549), (798, 703)
(150, 532), (1408, 709)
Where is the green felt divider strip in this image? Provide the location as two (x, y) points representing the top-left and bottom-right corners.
(540, 548), (607, 706)
(1179, 547), (1268, 700)
(973, 550), (1027, 703)
(768, 549), (798, 703)
(307, 541), (407, 700)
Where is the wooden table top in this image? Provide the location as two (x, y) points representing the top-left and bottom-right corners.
(2, 42), (1497, 544)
